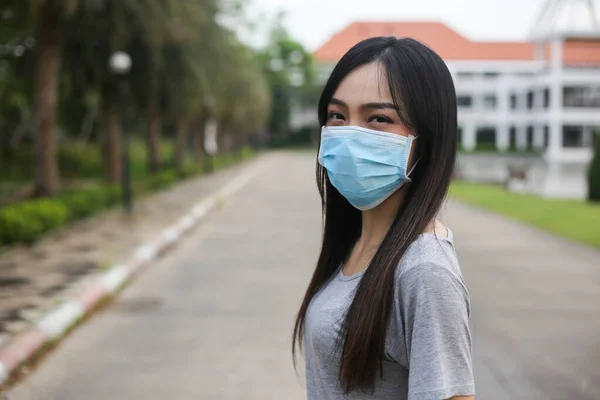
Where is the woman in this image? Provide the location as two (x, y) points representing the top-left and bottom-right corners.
(293, 37), (475, 400)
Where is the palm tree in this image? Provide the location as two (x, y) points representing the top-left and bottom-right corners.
(211, 41), (271, 155)
(31, 0), (67, 196)
(30, 0), (270, 193)
(31, 0), (174, 191)
(159, 0), (251, 172)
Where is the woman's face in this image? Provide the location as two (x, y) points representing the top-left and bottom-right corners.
(325, 61), (418, 168)
(325, 62), (411, 137)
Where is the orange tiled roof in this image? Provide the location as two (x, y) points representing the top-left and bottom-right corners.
(564, 39), (600, 64)
(314, 21), (600, 65)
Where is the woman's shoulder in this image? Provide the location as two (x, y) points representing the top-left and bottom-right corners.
(395, 229), (464, 284)
(393, 230), (471, 309)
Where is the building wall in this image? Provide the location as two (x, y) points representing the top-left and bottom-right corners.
(310, 39), (600, 162)
(450, 40), (600, 162)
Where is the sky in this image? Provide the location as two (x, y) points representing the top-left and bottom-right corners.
(239, 0), (600, 51)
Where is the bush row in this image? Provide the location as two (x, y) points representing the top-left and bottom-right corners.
(0, 140), (174, 181)
(0, 144), (104, 181)
(0, 186), (120, 245)
(0, 150), (254, 246)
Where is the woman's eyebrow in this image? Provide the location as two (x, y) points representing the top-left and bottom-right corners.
(360, 102), (398, 111)
(329, 97), (348, 108)
(329, 98), (399, 111)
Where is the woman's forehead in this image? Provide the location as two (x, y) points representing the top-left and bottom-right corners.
(332, 62), (393, 104)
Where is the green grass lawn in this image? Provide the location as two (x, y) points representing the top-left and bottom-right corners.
(449, 181), (600, 251)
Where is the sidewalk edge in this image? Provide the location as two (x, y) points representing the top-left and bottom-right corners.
(0, 166), (258, 387)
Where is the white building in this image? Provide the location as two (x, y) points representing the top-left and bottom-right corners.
(310, 1), (600, 163)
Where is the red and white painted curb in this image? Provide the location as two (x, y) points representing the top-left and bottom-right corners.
(0, 168), (258, 386)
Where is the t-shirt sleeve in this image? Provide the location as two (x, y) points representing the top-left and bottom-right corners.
(398, 263), (475, 400)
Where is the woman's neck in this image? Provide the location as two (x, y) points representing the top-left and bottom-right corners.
(347, 188), (442, 277)
(358, 189), (406, 248)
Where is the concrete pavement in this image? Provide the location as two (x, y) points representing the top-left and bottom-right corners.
(7, 153), (321, 400)
(6, 152), (600, 399)
(445, 200), (600, 400)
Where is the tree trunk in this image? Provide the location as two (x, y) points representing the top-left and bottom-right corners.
(174, 116), (190, 175)
(33, 0), (62, 197)
(102, 96), (122, 184)
(147, 97), (161, 172)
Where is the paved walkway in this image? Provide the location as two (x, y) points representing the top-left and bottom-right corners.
(6, 152), (600, 399)
(0, 159), (252, 345)
(445, 199), (600, 400)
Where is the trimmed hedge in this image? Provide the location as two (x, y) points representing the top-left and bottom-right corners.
(0, 186), (120, 245)
(142, 170), (178, 192)
(589, 133), (600, 202)
(58, 186), (121, 219)
(0, 149), (255, 246)
(0, 201), (68, 244)
(0, 145), (104, 181)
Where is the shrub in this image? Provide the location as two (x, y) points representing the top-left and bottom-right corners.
(588, 133), (600, 202)
(213, 153), (234, 169)
(0, 186), (121, 246)
(143, 170), (178, 191)
(0, 144), (104, 181)
(59, 186), (120, 219)
(0, 209), (44, 245)
(239, 147), (255, 160)
(31, 201), (69, 231)
(0, 146), (35, 181)
(59, 145), (103, 179)
(0, 200), (69, 245)
(0, 148), (247, 246)
(180, 164), (203, 178)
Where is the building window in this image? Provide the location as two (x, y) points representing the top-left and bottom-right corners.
(476, 127), (496, 150)
(457, 95), (473, 107)
(527, 91), (534, 109)
(509, 126), (517, 149)
(563, 126), (584, 148)
(563, 86), (600, 108)
(456, 72), (474, 79)
(483, 94), (497, 109)
(544, 89), (550, 108)
(483, 72), (498, 78)
(510, 94), (517, 109)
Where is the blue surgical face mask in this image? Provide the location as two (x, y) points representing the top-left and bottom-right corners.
(318, 125), (417, 211)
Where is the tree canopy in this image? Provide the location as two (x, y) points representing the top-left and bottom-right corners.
(0, 0), (317, 197)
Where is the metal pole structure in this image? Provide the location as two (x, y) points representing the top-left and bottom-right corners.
(109, 52), (133, 214)
(203, 95), (216, 173)
(531, 0), (600, 39)
(121, 95), (133, 214)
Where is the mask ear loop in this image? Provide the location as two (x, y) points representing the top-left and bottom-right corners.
(407, 136), (419, 177)
(407, 159), (419, 177)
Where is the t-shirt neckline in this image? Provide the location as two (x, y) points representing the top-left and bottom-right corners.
(336, 230), (454, 282)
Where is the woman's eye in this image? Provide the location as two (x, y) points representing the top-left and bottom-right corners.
(368, 115), (392, 124)
(327, 112), (345, 121)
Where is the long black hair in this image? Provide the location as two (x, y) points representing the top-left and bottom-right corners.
(292, 36), (458, 393)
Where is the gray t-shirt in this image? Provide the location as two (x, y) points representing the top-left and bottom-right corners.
(304, 232), (474, 400)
